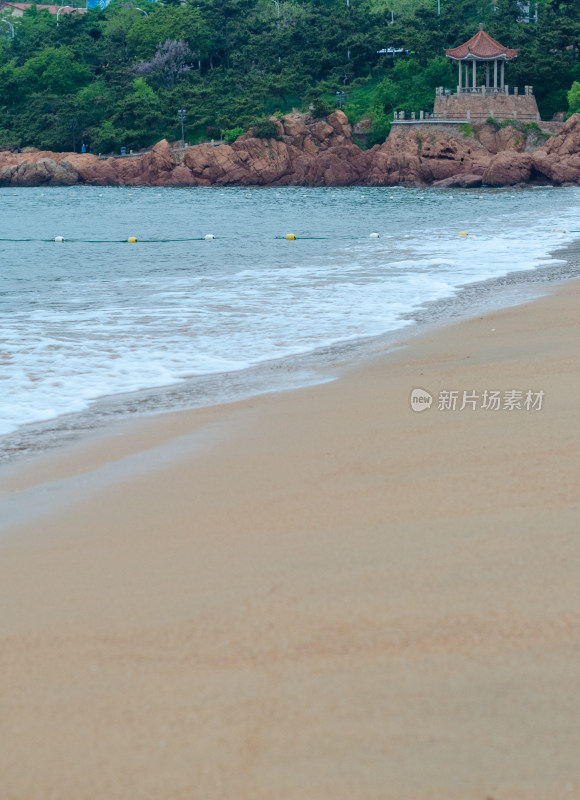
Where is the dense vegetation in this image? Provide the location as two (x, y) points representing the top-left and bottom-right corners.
(1, 0), (579, 153)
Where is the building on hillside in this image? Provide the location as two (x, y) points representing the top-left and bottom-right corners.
(0, 2), (85, 15)
(0, 0), (153, 11)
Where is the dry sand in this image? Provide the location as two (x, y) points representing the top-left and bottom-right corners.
(0, 281), (579, 800)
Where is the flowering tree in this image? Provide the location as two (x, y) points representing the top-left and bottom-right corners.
(135, 39), (194, 89)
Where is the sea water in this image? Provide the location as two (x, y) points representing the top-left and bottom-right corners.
(1, 184), (579, 451)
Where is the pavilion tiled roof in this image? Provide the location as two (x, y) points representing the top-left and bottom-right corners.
(445, 28), (518, 60)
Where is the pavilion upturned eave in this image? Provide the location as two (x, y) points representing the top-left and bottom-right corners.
(444, 28), (518, 62)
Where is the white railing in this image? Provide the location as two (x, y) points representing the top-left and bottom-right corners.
(393, 110), (541, 124)
(436, 86), (534, 97)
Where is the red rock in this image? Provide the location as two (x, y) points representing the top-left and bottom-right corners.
(482, 152), (533, 185)
(169, 164), (198, 186)
(476, 125), (527, 155)
(143, 139), (176, 174)
(3, 113), (580, 187)
(545, 113), (580, 157)
(66, 153), (117, 185)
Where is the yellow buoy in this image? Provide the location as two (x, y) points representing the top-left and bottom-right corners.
(127, 236), (138, 243)
(285, 233), (296, 240)
(458, 231), (469, 236)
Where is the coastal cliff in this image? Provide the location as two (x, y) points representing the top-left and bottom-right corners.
(2, 111), (580, 189)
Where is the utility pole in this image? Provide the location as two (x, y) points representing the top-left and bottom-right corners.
(70, 119), (77, 153)
(177, 109), (186, 149)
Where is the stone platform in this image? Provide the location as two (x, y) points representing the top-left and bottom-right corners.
(433, 92), (539, 122)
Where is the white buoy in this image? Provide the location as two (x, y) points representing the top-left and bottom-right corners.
(204, 234), (215, 240)
(369, 232), (380, 239)
(54, 235), (65, 243)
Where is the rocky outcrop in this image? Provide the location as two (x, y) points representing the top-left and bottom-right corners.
(0, 157), (78, 186)
(180, 112), (369, 186)
(3, 112), (580, 188)
(531, 114), (580, 184)
(366, 124), (492, 186)
(482, 152), (533, 186)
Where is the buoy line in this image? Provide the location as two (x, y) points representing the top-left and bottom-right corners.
(274, 235), (376, 240)
(0, 236), (220, 243)
(0, 234), (377, 242)
(2, 229), (546, 243)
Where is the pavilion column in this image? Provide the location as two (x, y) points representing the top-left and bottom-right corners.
(472, 59), (476, 89)
(486, 62), (490, 88)
(458, 61), (462, 91)
(501, 60), (505, 90)
(494, 59), (498, 89)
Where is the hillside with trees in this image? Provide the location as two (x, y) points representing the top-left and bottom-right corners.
(0, 0), (579, 153)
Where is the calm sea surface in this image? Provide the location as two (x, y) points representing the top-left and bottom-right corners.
(1, 184), (579, 447)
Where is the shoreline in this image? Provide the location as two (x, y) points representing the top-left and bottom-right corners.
(1, 275), (579, 798)
(1, 233), (579, 466)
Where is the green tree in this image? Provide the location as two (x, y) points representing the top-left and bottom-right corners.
(567, 80), (580, 115)
(16, 47), (91, 95)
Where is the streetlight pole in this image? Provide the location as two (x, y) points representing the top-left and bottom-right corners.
(177, 109), (186, 150)
(1, 19), (15, 38)
(271, 0), (280, 17)
(70, 119), (77, 153)
(56, 6), (75, 25)
(134, 6), (148, 16)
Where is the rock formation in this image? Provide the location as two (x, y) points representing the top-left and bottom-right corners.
(2, 111), (580, 188)
(0, 156), (78, 187)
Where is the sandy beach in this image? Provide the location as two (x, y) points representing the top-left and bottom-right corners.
(1, 280), (579, 800)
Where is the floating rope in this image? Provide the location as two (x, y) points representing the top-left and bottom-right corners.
(0, 235), (372, 243)
(0, 237), (218, 243)
(274, 235), (366, 240)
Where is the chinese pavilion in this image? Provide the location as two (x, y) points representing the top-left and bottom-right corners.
(445, 24), (518, 94)
(431, 24), (540, 122)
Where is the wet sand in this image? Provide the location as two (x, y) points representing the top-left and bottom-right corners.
(1, 281), (579, 800)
